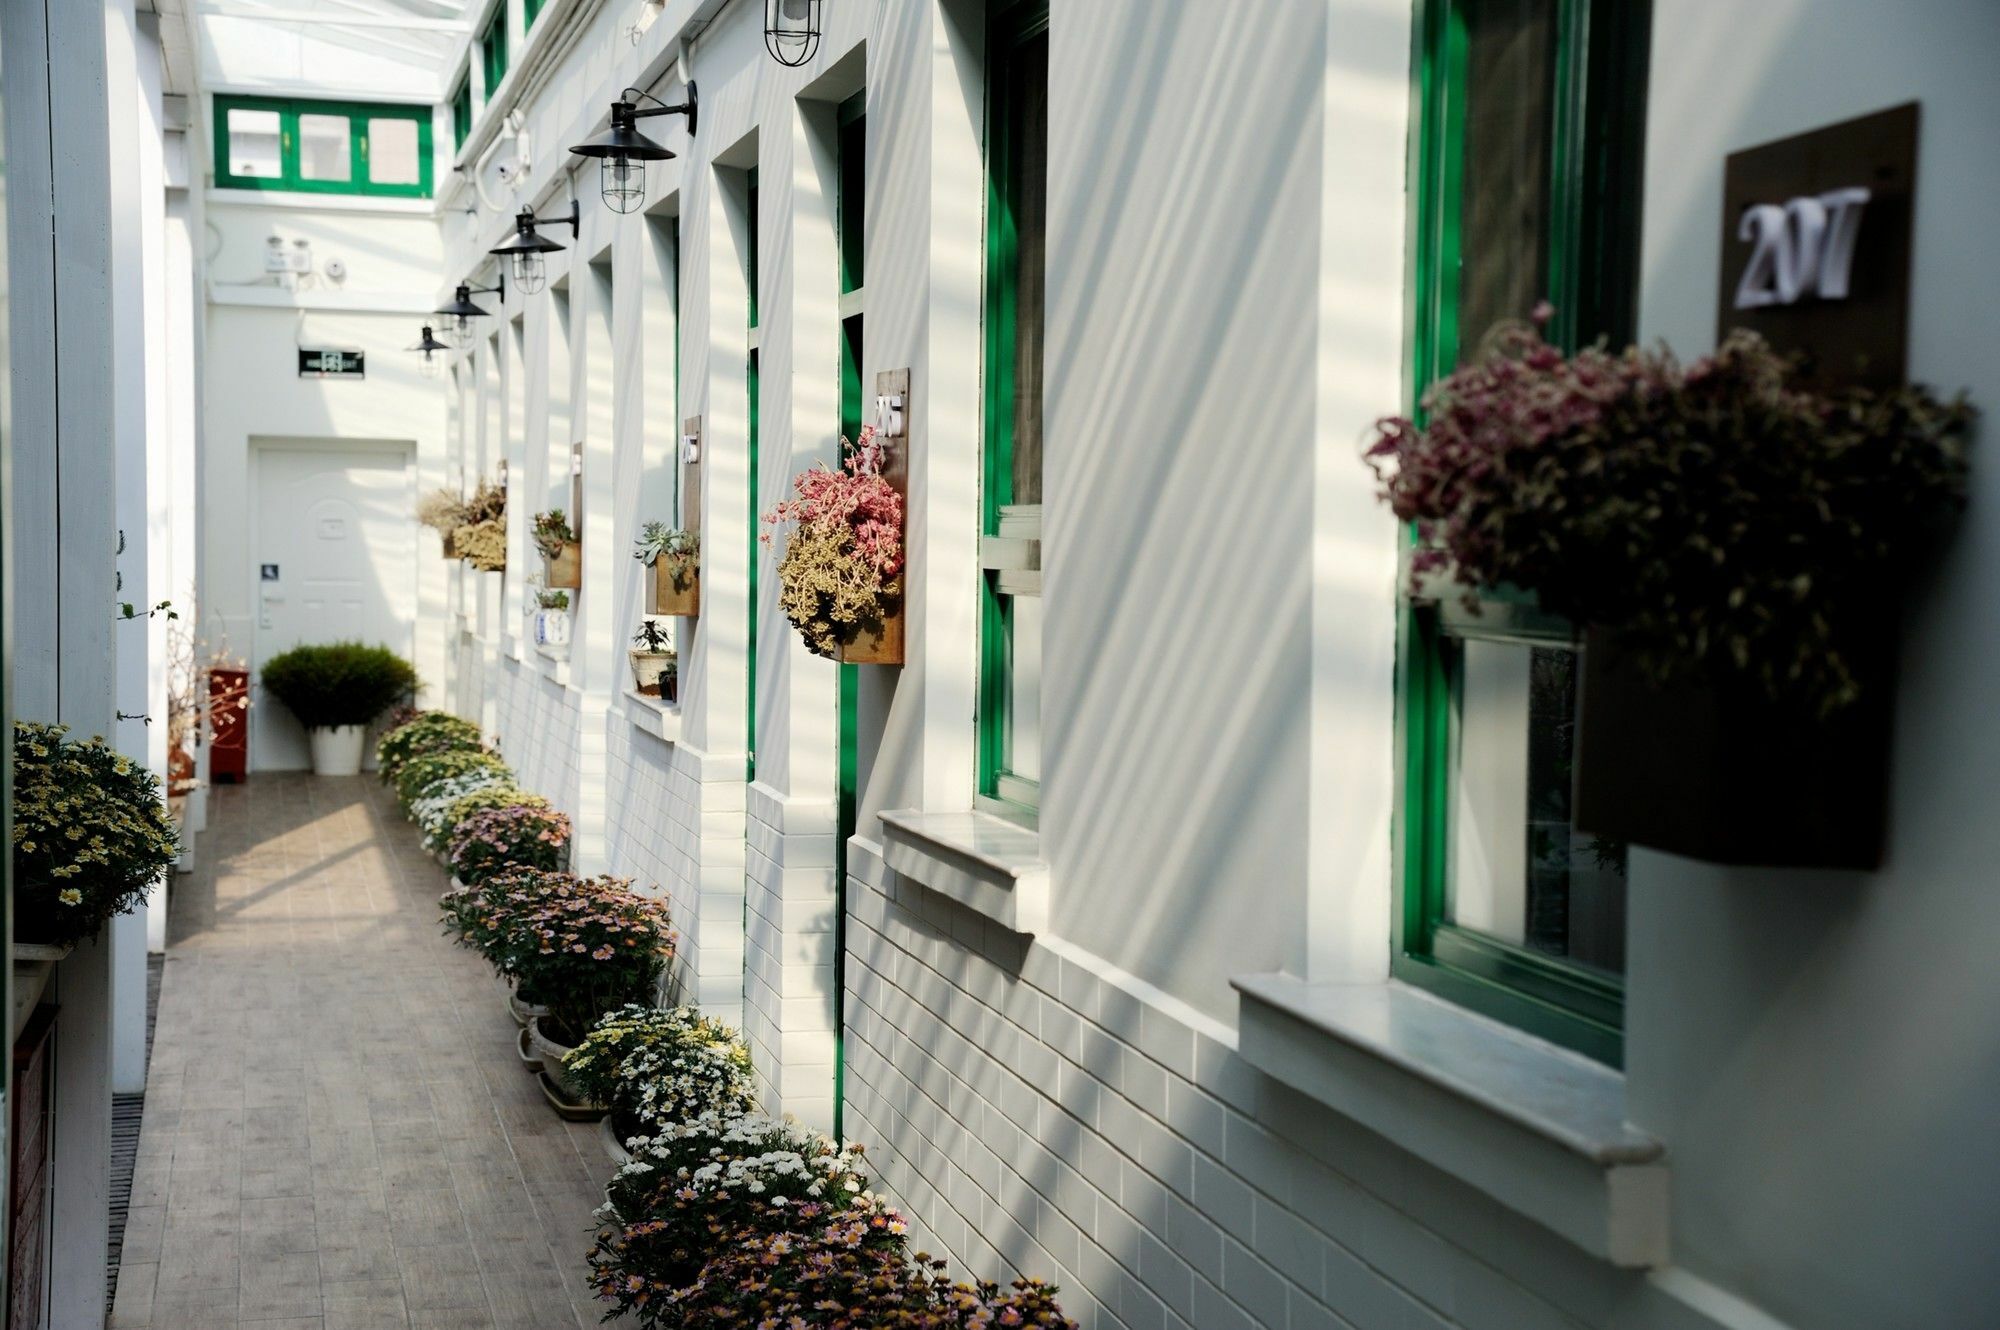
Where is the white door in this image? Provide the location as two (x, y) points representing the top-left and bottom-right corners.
(251, 440), (418, 770)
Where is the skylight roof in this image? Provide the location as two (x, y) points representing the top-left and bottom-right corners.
(196, 0), (475, 103)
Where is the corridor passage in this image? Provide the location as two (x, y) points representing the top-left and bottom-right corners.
(110, 775), (609, 1329)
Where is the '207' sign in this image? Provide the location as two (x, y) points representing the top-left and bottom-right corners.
(1733, 186), (1870, 309)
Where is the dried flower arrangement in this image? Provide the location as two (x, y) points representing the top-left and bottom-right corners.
(456, 518), (507, 573)
(1366, 313), (1974, 716)
(762, 426), (904, 659)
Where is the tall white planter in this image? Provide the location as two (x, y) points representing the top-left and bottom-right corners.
(308, 724), (367, 776)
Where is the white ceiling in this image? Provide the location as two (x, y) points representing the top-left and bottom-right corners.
(193, 0), (475, 102)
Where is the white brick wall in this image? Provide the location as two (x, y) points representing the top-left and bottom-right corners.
(742, 782), (840, 1132)
(842, 845), (1738, 1330)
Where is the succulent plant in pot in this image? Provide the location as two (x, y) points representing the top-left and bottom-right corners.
(532, 509), (581, 588)
(628, 619), (676, 700)
(258, 642), (420, 776)
(1366, 314), (1975, 866)
(532, 588), (571, 648)
(634, 521), (700, 616)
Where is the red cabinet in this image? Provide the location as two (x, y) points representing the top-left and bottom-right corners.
(209, 666), (249, 783)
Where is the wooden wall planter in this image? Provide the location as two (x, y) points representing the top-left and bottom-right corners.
(440, 529), (458, 559)
(649, 561), (700, 616)
(835, 370), (910, 666)
(543, 541), (582, 590)
(1574, 626), (1895, 869)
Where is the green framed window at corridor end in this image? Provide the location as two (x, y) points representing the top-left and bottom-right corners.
(216, 96), (433, 198)
(978, 0), (1048, 826)
(1395, 0), (1650, 1065)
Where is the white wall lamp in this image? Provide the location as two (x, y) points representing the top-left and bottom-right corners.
(766, 0), (822, 67)
(570, 84), (698, 214)
(488, 201), (580, 295)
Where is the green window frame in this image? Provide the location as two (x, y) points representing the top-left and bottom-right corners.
(214, 95), (433, 198)
(525, 0), (547, 27)
(481, 7), (510, 96)
(1396, 0), (1649, 1065)
(978, 0), (1048, 826)
(452, 77), (473, 154)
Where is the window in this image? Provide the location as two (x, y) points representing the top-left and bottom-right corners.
(214, 96), (433, 198)
(978, 0), (1048, 826)
(1397, 0), (1649, 1065)
(482, 8), (510, 98)
(525, 0), (546, 26)
(452, 78), (473, 154)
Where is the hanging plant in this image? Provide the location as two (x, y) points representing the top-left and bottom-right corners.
(1365, 314), (1974, 716)
(456, 518), (507, 572)
(14, 723), (180, 948)
(762, 427), (905, 660)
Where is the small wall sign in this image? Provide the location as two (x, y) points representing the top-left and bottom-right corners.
(260, 563), (280, 581)
(1718, 102), (1917, 387)
(298, 348), (365, 378)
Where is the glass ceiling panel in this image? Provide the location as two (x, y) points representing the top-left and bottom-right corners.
(197, 0), (475, 102)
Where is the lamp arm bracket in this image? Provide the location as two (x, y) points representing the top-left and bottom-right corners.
(624, 81), (698, 137)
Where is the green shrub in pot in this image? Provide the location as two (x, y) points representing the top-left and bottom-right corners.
(13, 722), (180, 948)
(259, 641), (419, 775)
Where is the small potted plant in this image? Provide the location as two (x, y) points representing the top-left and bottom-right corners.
(447, 804), (573, 886)
(628, 620), (676, 699)
(533, 509), (581, 589)
(13, 722), (181, 951)
(258, 642), (420, 776)
(416, 488), (470, 558)
(1366, 313), (1975, 866)
(763, 426), (906, 663)
(634, 521), (700, 616)
(452, 481), (508, 572)
(533, 588), (571, 648)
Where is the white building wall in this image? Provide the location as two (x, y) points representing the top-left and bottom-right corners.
(201, 196), (448, 734)
(428, 1), (2000, 1327)
(1628, 4), (2000, 1328)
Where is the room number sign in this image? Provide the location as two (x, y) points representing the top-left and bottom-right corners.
(1718, 101), (1917, 388)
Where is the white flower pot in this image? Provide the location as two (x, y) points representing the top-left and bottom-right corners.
(534, 608), (571, 647)
(308, 725), (367, 777)
(598, 1114), (635, 1167)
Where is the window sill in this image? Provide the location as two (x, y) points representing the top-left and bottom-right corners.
(1231, 973), (1668, 1268)
(623, 689), (682, 745)
(533, 644), (571, 687)
(206, 188), (435, 215)
(878, 809), (1050, 935)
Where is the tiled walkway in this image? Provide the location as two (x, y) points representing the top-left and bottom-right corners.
(110, 775), (612, 1329)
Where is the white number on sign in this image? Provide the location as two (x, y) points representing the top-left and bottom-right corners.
(1733, 186), (1871, 310)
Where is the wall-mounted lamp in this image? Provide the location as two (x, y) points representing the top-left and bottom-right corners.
(570, 84), (698, 214)
(488, 201), (580, 295)
(434, 276), (504, 348)
(766, 0), (822, 67)
(408, 325), (450, 378)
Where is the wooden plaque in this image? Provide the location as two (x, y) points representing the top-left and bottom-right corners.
(838, 369), (910, 666)
(1718, 102), (1918, 388)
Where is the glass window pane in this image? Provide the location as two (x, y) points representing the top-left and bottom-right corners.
(1447, 637), (1627, 975)
(297, 113), (351, 182)
(1004, 588), (1042, 784)
(1456, 0), (1557, 357)
(227, 107), (281, 179)
(367, 117), (420, 185)
(1009, 30), (1047, 506)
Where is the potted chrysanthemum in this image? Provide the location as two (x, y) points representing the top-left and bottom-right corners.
(13, 723), (180, 951)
